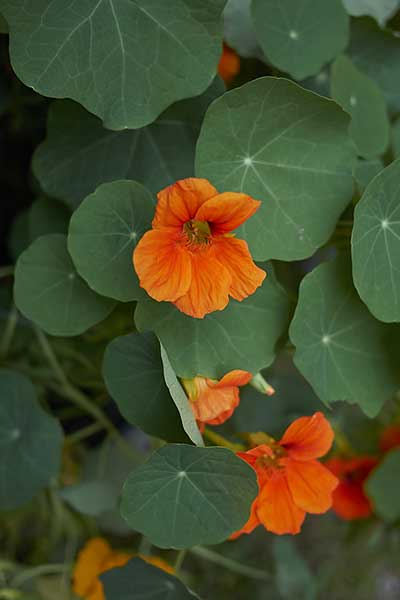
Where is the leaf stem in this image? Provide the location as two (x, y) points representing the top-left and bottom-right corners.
(11, 563), (72, 588)
(0, 304), (18, 359)
(190, 546), (270, 581)
(65, 422), (104, 445)
(203, 428), (245, 452)
(173, 549), (187, 574)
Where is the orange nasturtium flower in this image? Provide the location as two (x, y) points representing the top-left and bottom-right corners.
(379, 424), (400, 453)
(181, 370), (252, 430)
(72, 538), (173, 600)
(133, 178), (266, 319)
(218, 43), (240, 83)
(232, 413), (338, 536)
(325, 456), (378, 521)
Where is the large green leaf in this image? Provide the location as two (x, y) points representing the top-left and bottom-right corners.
(135, 264), (289, 378)
(68, 180), (154, 302)
(331, 55), (389, 159)
(365, 448), (400, 521)
(347, 18), (400, 113)
(391, 115), (400, 158)
(29, 197), (71, 240)
(251, 0), (349, 80)
(59, 480), (118, 517)
(32, 80), (224, 210)
(343, 0), (399, 25)
(352, 159), (400, 322)
(14, 234), (115, 336)
(289, 255), (400, 417)
(120, 444), (258, 548)
(0, 369), (63, 510)
(2, 0), (226, 130)
(196, 77), (355, 261)
(103, 332), (188, 442)
(160, 344), (203, 447)
(0, 12), (8, 34)
(354, 158), (384, 194)
(102, 558), (200, 600)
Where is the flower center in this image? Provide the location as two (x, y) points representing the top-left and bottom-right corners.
(183, 220), (211, 245)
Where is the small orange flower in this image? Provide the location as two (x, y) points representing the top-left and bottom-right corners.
(379, 424), (400, 453)
(218, 43), (240, 83)
(325, 456), (378, 520)
(72, 538), (173, 600)
(133, 178), (266, 319)
(182, 370), (252, 429)
(232, 413), (338, 536)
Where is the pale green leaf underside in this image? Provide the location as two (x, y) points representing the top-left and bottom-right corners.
(289, 255), (400, 417)
(68, 180), (154, 302)
(251, 0), (349, 80)
(352, 159), (400, 322)
(365, 448), (400, 521)
(196, 77), (355, 261)
(103, 332), (188, 442)
(0, 369), (63, 510)
(343, 0), (399, 25)
(14, 234), (115, 336)
(160, 343), (204, 447)
(2, 0), (226, 129)
(135, 264), (289, 379)
(120, 444), (258, 548)
(331, 55), (389, 159)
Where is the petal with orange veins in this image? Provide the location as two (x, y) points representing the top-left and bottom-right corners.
(211, 369), (253, 389)
(279, 412), (334, 461)
(257, 472), (306, 535)
(214, 237), (266, 301)
(133, 228), (192, 302)
(191, 379), (240, 424)
(153, 178), (218, 229)
(173, 248), (231, 318)
(196, 192), (261, 234)
(286, 458), (338, 514)
(230, 498), (260, 539)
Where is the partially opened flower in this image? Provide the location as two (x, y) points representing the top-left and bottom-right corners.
(133, 178), (266, 318)
(73, 538), (173, 600)
(325, 456), (378, 520)
(218, 43), (240, 83)
(181, 370), (252, 430)
(232, 413), (338, 536)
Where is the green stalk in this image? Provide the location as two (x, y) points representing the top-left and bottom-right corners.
(190, 546), (270, 581)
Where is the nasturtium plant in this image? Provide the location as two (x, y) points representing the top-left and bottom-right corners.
(2, 3), (400, 598)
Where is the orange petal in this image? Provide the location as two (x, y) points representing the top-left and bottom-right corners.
(195, 192), (261, 234)
(153, 178), (218, 229)
(173, 248), (231, 318)
(285, 459), (338, 514)
(218, 43), (240, 83)
(133, 228), (192, 302)
(72, 538), (112, 597)
(279, 412), (334, 461)
(214, 237), (266, 301)
(230, 498), (260, 539)
(191, 378), (240, 425)
(140, 555), (175, 574)
(257, 472), (306, 535)
(210, 370), (252, 389)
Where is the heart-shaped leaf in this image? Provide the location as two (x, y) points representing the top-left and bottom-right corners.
(120, 444), (258, 548)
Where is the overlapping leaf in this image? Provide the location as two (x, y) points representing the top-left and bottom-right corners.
(352, 159), (400, 322)
(14, 234), (115, 336)
(223, 0), (262, 59)
(120, 444), (258, 548)
(289, 255), (400, 417)
(354, 158), (384, 194)
(251, 0), (349, 80)
(343, 0), (399, 25)
(0, 370), (63, 510)
(103, 332), (189, 442)
(331, 55), (389, 159)
(135, 264), (289, 378)
(32, 79), (223, 210)
(68, 180), (154, 302)
(196, 77), (355, 261)
(2, 0), (226, 129)
(29, 197), (70, 240)
(365, 448), (400, 521)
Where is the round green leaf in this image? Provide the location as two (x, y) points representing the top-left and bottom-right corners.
(365, 448), (400, 522)
(196, 77), (356, 261)
(103, 332), (188, 442)
(59, 480), (118, 517)
(289, 255), (400, 417)
(14, 234), (115, 336)
(331, 55), (389, 159)
(2, 0), (225, 130)
(343, 0), (399, 26)
(29, 197), (71, 240)
(391, 115), (400, 158)
(223, 0), (262, 59)
(101, 558), (199, 600)
(348, 18), (400, 113)
(120, 444), (258, 548)
(251, 0), (349, 80)
(354, 158), (384, 194)
(68, 181), (154, 302)
(0, 13), (8, 34)
(32, 80), (224, 211)
(135, 264), (289, 378)
(0, 369), (63, 510)
(352, 159), (400, 322)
